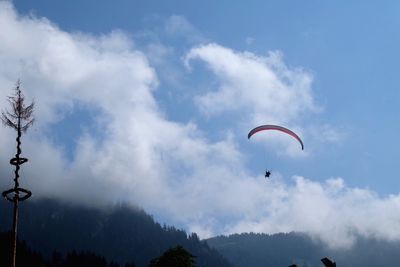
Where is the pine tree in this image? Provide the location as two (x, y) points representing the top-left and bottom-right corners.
(148, 245), (196, 267)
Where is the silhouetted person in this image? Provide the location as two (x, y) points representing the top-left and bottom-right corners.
(321, 257), (336, 267)
(265, 170), (271, 178)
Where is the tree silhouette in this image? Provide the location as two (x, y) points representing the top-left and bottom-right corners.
(148, 245), (196, 267)
(321, 257), (336, 267)
(1, 80), (34, 267)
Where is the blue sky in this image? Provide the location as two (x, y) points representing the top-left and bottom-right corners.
(1, 0), (400, 248)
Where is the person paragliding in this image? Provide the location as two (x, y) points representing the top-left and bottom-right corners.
(248, 124), (304, 177)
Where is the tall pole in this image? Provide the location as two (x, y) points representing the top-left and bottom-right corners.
(11, 197), (19, 267)
(1, 82), (33, 267)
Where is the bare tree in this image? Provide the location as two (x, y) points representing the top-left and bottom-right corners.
(1, 80), (34, 267)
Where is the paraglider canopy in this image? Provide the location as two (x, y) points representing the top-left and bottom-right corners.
(247, 125), (304, 150)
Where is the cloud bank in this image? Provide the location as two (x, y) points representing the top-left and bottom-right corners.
(225, 176), (400, 249)
(0, 3), (399, 249)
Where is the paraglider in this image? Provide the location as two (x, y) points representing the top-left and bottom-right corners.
(248, 124), (304, 177)
(247, 125), (304, 150)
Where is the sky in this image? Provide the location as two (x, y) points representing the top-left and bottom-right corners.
(1, 0), (400, 249)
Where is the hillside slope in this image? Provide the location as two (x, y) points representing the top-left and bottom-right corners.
(206, 232), (400, 267)
(0, 199), (234, 267)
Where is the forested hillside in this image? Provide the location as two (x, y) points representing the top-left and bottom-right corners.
(207, 232), (400, 267)
(3, 198), (400, 267)
(0, 199), (234, 267)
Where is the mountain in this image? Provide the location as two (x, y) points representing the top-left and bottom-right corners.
(3, 198), (400, 267)
(206, 232), (400, 267)
(0, 198), (234, 267)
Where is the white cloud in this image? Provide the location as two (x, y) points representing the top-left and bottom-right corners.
(223, 176), (400, 249)
(1, 3), (398, 251)
(0, 1), (248, 227)
(184, 43), (318, 126)
(184, 43), (319, 156)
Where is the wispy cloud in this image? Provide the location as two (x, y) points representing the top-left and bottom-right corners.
(164, 15), (204, 44)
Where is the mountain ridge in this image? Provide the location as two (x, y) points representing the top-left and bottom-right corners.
(0, 198), (234, 267)
(2, 198), (400, 267)
(206, 232), (400, 267)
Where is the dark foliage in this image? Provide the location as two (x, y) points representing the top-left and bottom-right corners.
(206, 232), (317, 267)
(0, 199), (234, 267)
(0, 231), (137, 267)
(321, 257), (336, 267)
(148, 245), (196, 267)
(0, 232), (43, 267)
(206, 232), (400, 267)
